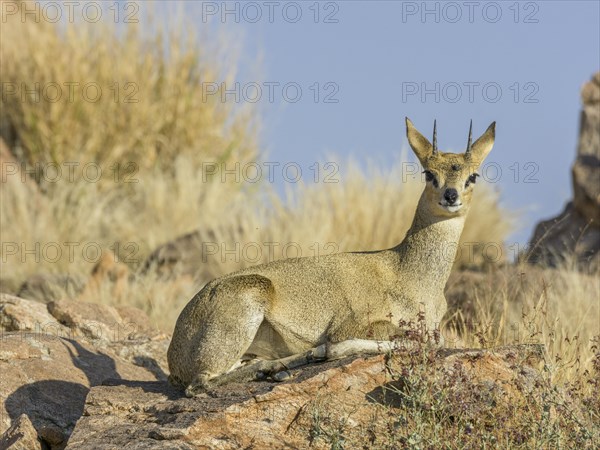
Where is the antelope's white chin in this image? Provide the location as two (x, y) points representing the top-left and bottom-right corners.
(439, 203), (463, 213)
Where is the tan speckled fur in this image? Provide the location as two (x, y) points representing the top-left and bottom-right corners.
(168, 118), (496, 394)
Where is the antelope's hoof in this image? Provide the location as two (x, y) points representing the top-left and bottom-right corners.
(272, 370), (292, 382)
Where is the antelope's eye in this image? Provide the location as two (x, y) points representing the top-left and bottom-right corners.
(423, 170), (438, 187)
(465, 173), (479, 187)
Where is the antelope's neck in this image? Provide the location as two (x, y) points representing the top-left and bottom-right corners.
(392, 194), (466, 289)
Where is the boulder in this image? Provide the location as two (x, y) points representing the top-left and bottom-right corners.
(0, 293), (67, 334)
(140, 230), (215, 281)
(528, 72), (600, 270)
(0, 332), (160, 449)
(528, 202), (599, 269)
(573, 71), (600, 224)
(140, 224), (245, 281)
(1, 293), (164, 343)
(0, 294), (170, 449)
(47, 299), (124, 341)
(65, 345), (544, 449)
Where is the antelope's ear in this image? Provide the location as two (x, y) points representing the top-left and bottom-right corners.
(467, 122), (496, 166)
(406, 117), (433, 165)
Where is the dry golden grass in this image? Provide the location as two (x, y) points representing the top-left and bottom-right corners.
(1, 0), (255, 283)
(191, 158), (515, 280)
(1, 155), (515, 327)
(1, 0), (257, 184)
(445, 263), (599, 384)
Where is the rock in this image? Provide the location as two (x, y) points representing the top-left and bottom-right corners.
(528, 72), (600, 270)
(140, 231), (214, 280)
(0, 333), (159, 449)
(0, 414), (42, 450)
(114, 305), (159, 338)
(0, 295), (170, 449)
(104, 337), (170, 382)
(44, 297), (170, 379)
(0, 293), (67, 334)
(573, 73), (600, 224)
(1, 293), (164, 343)
(66, 345), (544, 449)
(47, 299), (130, 341)
(527, 202), (600, 269)
(141, 224), (244, 281)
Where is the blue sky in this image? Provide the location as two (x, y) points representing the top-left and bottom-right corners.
(169, 1), (599, 246)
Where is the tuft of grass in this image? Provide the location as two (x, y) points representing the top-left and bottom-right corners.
(1, 1), (257, 184)
(298, 303), (599, 449)
(377, 326), (600, 449)
(1, 0), (257, 285)
(445, 262), (600, 385)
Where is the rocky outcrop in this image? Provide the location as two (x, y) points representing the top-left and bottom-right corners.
(140, 228), (243, 282)
(2, 291), (590, 449)
(140, 231), (208, 280)
(0, 294), (169, 449)
(140, 224), (245, 281)
(528, 72), (600, 270)
(574, 72), (600, 224)
(64, 345), (544, 449)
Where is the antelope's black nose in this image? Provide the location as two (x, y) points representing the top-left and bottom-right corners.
(444, 188), (458, 205)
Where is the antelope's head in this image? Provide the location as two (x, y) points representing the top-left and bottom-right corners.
(405, 117), (496, 217)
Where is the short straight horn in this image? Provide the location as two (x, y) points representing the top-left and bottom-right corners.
(432, 120), (438, 154)
(465, 119), (473, 153)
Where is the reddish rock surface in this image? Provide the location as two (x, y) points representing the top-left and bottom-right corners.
(65, 345), (544, 450)
(0, 294), (169, 449)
